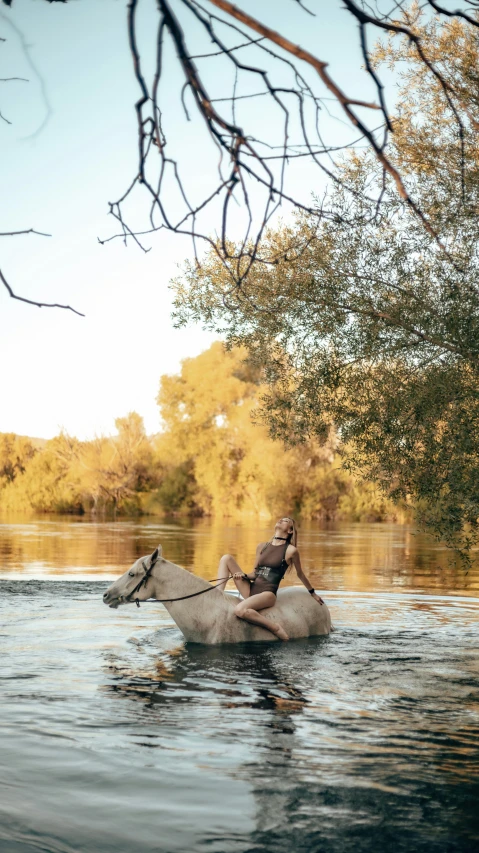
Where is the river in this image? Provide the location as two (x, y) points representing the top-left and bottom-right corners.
(0, 516), (478, 852)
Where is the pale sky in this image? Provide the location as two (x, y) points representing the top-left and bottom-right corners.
(0, 0), (377, 439)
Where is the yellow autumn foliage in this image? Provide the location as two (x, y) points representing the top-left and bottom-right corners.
(0, 343), (400, 521)
(153, 342), (399, 521)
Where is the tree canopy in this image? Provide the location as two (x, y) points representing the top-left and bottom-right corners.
(172, 15), (479, 559)
(0, 415), (158, 515)
(155, 341), (385, 519)
(0, 343), (397, 522)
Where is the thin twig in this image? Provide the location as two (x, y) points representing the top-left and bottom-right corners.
(0, 228), (51, 237)
(0, 269), (84, 317)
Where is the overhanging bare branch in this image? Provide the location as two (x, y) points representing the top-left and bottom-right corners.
(99, 0), (479, 284)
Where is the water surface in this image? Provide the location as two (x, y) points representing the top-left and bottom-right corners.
(0, 518), (478, 852)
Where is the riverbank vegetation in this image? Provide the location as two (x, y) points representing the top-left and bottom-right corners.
(0, 343), (400, 522)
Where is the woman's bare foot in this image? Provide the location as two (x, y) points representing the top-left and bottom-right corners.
(274, 624), (289, 641)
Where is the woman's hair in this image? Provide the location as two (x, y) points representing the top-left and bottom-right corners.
(285, 517), (297, 547)
(283, 517), (297, 574)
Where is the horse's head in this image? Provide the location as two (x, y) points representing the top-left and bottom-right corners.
(102, 546), (162, 608)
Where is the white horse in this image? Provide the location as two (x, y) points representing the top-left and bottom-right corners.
(103, 546), (332, 645)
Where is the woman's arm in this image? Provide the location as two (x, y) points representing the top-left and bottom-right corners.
(290, 548), (324, 605)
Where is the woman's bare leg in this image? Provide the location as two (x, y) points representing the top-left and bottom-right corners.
(217, 553), (251, 599)
(234, 592), (289, 640)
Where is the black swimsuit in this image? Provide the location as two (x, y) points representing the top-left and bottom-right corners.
(249, 540), (289, 596)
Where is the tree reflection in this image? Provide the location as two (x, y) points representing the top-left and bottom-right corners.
(102, 638), (310, 718)
(0, 515), (474, 595)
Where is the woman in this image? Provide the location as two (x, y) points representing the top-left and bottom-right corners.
(217, 516), (324, 641)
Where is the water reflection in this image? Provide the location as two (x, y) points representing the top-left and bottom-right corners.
(102, 639), (312, 716)
(0, 515), (477, 596)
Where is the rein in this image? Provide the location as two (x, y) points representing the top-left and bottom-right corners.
(135, 578), (229, 607)
(125, 556), (229, 608)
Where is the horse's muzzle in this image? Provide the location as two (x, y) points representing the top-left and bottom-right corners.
(103, 590), (121, 608)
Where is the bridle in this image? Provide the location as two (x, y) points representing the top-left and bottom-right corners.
(125, 554), (160, 605)
(124, 553), (229, 608)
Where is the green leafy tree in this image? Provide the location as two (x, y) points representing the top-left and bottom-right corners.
(172, 13), (479, 558)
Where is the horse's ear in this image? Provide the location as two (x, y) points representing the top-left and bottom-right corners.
(151, 546), (162, 563)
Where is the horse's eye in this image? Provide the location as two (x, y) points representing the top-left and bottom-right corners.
(128, 571), (134, 577)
